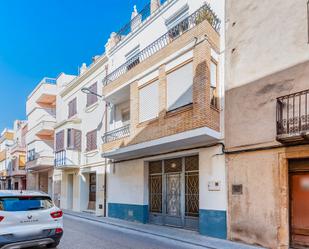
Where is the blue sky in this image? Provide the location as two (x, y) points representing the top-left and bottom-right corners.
(0, 0), (149, 131)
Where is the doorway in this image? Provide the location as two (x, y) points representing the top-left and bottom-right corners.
(88, 173), (96, 210)
(67, 174), (74, 210)
(149, 156), (199, 230)
(289, 159), (309, 248)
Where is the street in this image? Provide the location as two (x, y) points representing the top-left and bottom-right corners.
(54, 215), (205, 249)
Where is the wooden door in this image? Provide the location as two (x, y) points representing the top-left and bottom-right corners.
(290, 173), (309, 248)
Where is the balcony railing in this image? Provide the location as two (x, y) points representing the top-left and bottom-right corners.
(102, 124), (130, 143)
(276, 89), (309, 142)
(103, 3), (220, 86)
(115, 0), (168, 42)
(55, 150), (66, 167)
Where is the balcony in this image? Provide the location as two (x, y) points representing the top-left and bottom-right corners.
(54, 150), (80, 169)
(33, 120), (56, 139)
(103, 3), (220, 86)
(103, 124), (131, 143)
(276, 89), (309, 143)
(26, 150), (54, 171)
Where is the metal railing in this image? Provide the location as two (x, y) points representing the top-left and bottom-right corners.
(115, 0), (168, 42)
(55, 150), (66, 167)
(103, 3), (220, 86)
(102, 124), (130, 143)
(276, 89), (309, 136)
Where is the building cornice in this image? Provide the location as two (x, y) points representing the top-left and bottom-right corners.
(60, 55), (108, 97)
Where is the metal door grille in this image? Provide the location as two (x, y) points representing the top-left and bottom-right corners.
(149, 174), (162, 213)
(185, 172), (199, 217)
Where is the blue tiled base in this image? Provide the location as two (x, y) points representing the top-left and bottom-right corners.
(199, 209), (227, 239)
(108, 203), (149, 223)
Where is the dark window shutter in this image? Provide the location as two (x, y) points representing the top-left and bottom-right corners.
(73, 129), (82, 151)
(68, 98), (77, 118)
(55, 130), (65, 152)
(86, 129), (97, 152)
(87, 82), (98, 107)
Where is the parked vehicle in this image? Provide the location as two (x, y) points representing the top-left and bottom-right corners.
(0, 190), (63, 249)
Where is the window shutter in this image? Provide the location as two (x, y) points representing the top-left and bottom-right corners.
(86, 130), (97, 152)
(73, 129), (82, 151)
(139, 80), (159, 123)
(167, 62), (193, 111)
(68, 98), (77, 118)
(55, 130), (65, 152)
(87, 82), (98, 107)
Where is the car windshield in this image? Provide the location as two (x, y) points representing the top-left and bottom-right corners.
(0, 196), (53, 212)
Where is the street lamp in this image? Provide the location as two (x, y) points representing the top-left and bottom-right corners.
(81, 87), (104, 98)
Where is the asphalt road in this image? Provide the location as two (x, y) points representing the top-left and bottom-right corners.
(53, 215), (205, 249)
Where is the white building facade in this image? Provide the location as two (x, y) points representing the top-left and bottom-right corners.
(54, 61), (107, 216)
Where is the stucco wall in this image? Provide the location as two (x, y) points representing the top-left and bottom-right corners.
(228, 149), (280, 248)
(226, 61), (309, 149)
(225, 0), (309, 90)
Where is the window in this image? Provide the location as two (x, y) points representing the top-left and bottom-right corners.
(121, 108), (130, 124)
(210, 60), (219, 109)
(126, 46), (140, 71)
(67, 129), (73, 149)
(0, 196), (53, 212)
(139, 80), (159, 123)
(55, 130), (65, 152)
(67, 129), (81, 151)
(86, 130), (97, 152)
(166, 61), (193, 111)
(86, 82), (98, 107)
(27, 149), (35, 162)
(18, 155), (25, 170)
(68, 98), (77, 118)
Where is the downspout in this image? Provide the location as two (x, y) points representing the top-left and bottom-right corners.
(103, 102), (108, 217)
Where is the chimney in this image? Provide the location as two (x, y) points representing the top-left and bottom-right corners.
(79, 63), (87, 75)
(150, 0), (160, 14)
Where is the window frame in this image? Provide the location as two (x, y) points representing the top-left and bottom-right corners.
(86, 82), (98, 107)
(86, 129), (97, 152)
(166, 59), (194, 112)
(138, 78), (160, 124)
(210, 58), (219, 110)
(68, 98), (77, 118)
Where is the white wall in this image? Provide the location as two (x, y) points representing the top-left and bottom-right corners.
(56, 60), (108, 167)
(108, 159), (147, 205)
(199, 146), (226, 211)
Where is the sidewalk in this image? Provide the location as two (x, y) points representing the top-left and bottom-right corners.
(63, 210), (264, 249)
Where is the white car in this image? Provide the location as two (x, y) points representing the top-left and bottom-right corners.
(0, 190), (63, 249)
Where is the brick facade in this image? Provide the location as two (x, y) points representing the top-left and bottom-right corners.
(102, 19), (220, 152)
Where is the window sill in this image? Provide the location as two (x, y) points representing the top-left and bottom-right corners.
(165, 103), (193, 118)
(68, 114), (78, 121)
(85, 102), (99, 113)
(137, 117), (159, 128)
(84, 149), (99, 157)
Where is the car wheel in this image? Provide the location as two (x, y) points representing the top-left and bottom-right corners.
(46, 241), (60, 248)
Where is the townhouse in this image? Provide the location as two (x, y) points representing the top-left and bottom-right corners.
(54, 63), (106, 216)
(25, 76), (74, 202)
(25, 77), (58, 195)
(100, 0), (226, 238)
(225, 0), (309, 248)
(6, 120), (28, 190)
(0, 129), (14, 189)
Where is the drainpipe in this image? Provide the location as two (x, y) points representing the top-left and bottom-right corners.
(103, 102), (108, 217)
